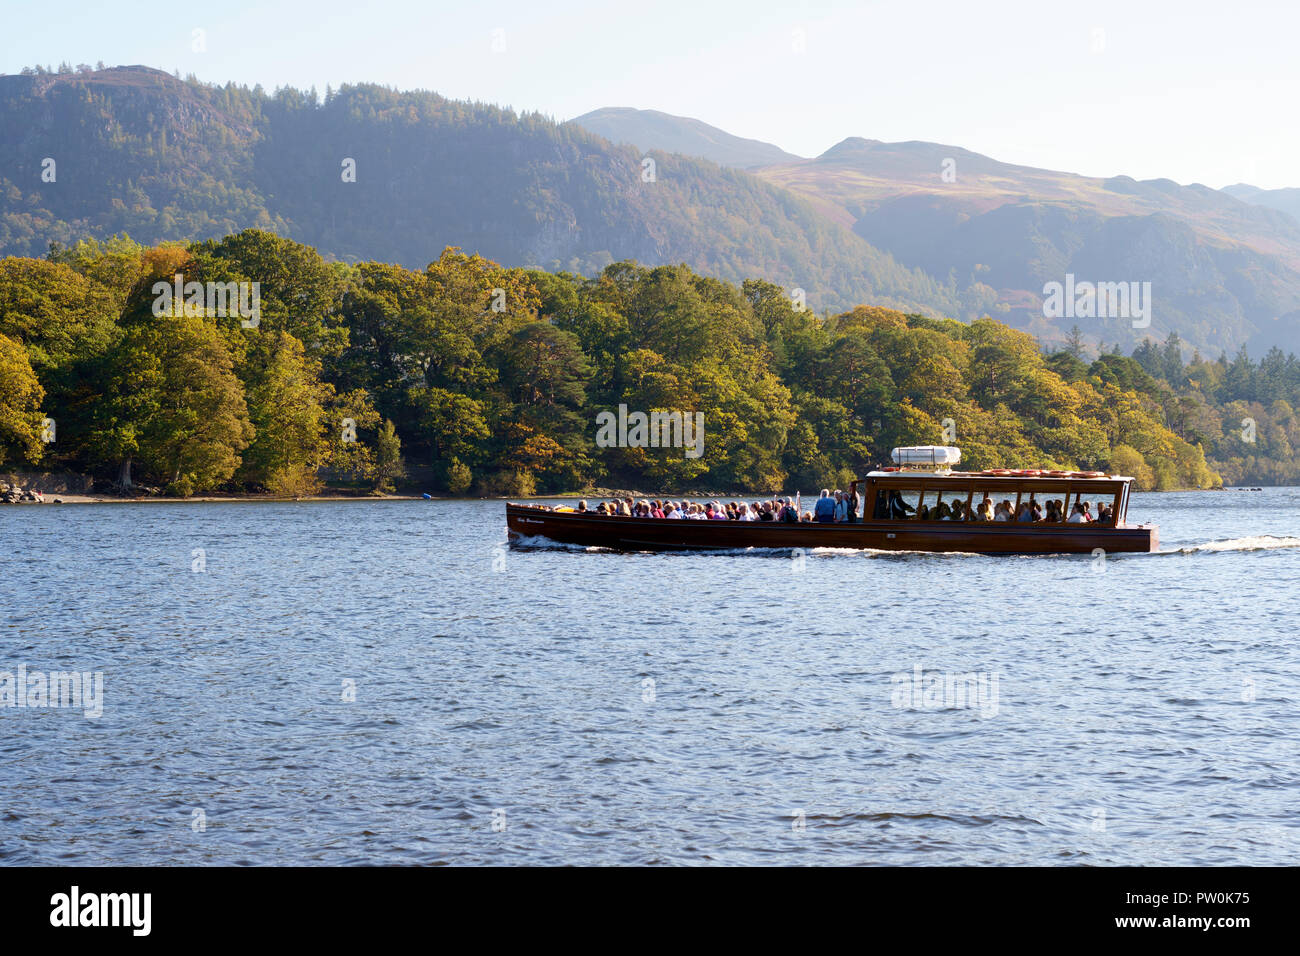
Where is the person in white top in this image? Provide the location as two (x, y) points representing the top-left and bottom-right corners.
(1066, 502), (1088, 523)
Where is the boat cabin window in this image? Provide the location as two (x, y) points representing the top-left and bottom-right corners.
(874, 487), (922, 520)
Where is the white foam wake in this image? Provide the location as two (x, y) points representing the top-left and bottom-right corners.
(1173, 535), (1300, 554)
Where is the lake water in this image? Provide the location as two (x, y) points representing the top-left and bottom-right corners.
(2, 488), (1298, 865)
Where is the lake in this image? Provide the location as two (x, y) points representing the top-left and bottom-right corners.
(2, 488), (1298, 865)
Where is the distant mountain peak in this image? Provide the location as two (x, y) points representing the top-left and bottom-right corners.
(568, 106), (801, 169)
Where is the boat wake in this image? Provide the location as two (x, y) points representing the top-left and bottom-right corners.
(1164, 535), (1300, 555)
(512, 533), (1300, 558)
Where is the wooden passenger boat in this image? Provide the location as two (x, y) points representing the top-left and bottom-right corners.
(505, 447), (1159, 555)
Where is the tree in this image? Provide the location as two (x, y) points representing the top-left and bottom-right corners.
(89, 315), (253, 494)
(1064, 324), (1085, 359)
(372, 419), (405, 493)
(0, 333), (45, 464)
(236, 331), (334, 495)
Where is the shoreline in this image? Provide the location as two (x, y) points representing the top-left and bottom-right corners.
(2, 485), (1270, 506)
(9, 493), (428, 505)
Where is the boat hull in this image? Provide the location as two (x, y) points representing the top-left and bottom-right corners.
(505, 504), (1158, 554)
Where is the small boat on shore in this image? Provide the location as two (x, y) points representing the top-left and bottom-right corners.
(505, 446), (1159, 554)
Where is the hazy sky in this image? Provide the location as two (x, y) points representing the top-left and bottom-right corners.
(4, 0), (1296, 189)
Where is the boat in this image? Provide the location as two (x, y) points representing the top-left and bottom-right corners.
(505, 446), (1159, 554)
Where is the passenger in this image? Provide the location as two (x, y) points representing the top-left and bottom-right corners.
(1097, 503), (1112, 525)
(665, 501), (682, 519)
(801, 510), (813, 522)
(1082, 501), (1094, 523)
(1067, 502), (1088, 524)
(993, 501), (1011, 521)
(1015, 502), (1035, 522)
(834, 491), (849, 523)
(780, 498), (799, 523)
(887, 490), (916, 519)
(934, 499), (952, 521)
(759, 502), (775, 521)
(709, 503), (727, 520)
(1030, 499), (1042, 521)
(814, 489), (836, 523)
(950, 500), (967, 522)
(845, 490), (859, 523)
(976, 497), (994, 521)
(653, 500), (665, 519)
(918, 504), (931, 520)
(595, 501), (609, 515)
(576, 500), (588, 513)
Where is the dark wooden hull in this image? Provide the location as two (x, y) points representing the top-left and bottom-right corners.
(506, 504), (1159, 554)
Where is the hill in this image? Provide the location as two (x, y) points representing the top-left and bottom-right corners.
(753, 138), (1300, 357)
(0, 66), (948, 317)
(569, 106), (801, 169)
(1222, 183), (1300, 224)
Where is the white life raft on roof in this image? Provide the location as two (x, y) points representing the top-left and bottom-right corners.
(892, 445), (962, 466)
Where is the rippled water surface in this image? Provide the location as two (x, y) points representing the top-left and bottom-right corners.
(2, 488), (1298, 865)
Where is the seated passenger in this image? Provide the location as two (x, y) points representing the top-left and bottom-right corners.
(1067, 502), (1088, 524)
(801, 510), (813, 522)
(576, 500), (588, 513)
(950, 500), (967, 521)
(1082, 501), (1094, 522)
(834, 491), (849, 523)
(933, 499), (952, 521)
(1015, 502), (1035, 522)
(976, 497), (994, 521)
(665, 502), (682, 519)
(759, 502), (775, 521)
(1096, 503), (1112, 525)
(814, 489), (836, 522)
(993, 501), (1011, 521)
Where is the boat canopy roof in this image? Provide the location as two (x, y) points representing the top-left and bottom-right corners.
(863, 470), (1134, 483)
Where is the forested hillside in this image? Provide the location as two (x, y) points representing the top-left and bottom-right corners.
(10, 229), (1292, 498)
(0, 65), (951, 317)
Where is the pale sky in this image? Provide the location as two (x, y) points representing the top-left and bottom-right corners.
(3, 0), (1296, 189)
